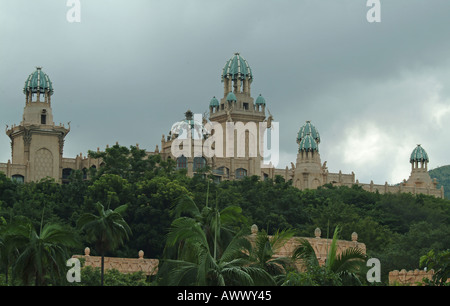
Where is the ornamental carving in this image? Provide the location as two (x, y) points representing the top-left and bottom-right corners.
(58, 133), (65, 155)
(23, 129), (32, 147)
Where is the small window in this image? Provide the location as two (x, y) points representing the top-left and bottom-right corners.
(193, 156), (206, 172)
(177, 156), (187, 170)
(214, 166), (229, 178)
(41, 114), (46, 124)
(243, 103), (249, 110)
(12, 175), (25, 183)
(235, 168), (247, 179)
(62, 168), (73, 180)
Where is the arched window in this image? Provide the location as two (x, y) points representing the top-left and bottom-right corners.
(214, 166), (229, 178)
(12, 175), (24, 183)
(235, 168), (247, 179)
(193, 156), (207, 172)
(82, 168), (88, 180)
(62, 168), (73, 180)
(177, 155), (187, 170)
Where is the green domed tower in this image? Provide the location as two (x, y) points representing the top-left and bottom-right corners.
(410, 144), (429, 164)
(209, 52), (266, 123)
(405, 144), (433, 188)
(24, 67), (54, 104)
(222, 52), (253, 95)
(294, 121), (325, 190)
(21, 67), (56, 125)
(209, 96), (219, 113)
(5, 67), (70, 183)
(255, 94), (266, 111)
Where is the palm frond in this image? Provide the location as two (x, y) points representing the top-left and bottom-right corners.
(166, 217), (208, 248)
(331, 247), (367, 275)
(292, 238), (319, 268)
(326, 225), (340, 270)
(270, 228), (296, 252)
(171, 195), (201, 219)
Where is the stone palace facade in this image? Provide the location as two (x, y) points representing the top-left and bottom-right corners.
(0, 54), (444, 198)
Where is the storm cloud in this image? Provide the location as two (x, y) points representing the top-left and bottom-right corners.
(1, 0), (450, 185)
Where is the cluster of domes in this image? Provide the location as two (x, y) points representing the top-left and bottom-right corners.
(210, 53), (266, 111)
(297, 121), (320, 153)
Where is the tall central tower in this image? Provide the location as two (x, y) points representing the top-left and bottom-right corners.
(160, 53), (273, 181)
(208, 53), (270, 180)
(6, 67), (70, 183)
(209, 53), (266, 124)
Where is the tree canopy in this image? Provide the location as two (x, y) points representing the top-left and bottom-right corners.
(1, 144), (449, 285)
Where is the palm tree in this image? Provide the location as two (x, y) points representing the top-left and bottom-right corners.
(159, 217), (274, 286)
(0, 217), (30, 285)
(171, 195), (247, 260)
(248, 228), (297, 284)
(13, 221), (79, 286)
(290, 226), (367, 286)
(77, 201), (131, 286)
(158, 194), (275, 286)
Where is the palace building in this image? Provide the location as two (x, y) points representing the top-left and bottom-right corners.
(0, 54), (444, 198)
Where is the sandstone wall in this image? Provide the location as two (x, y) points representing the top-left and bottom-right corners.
(388, 269), (435, 286)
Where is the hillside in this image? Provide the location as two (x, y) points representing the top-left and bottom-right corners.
(429, 165), (450, 199)
(2, 144), (450, 285)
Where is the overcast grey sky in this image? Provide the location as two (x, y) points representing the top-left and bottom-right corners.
(1, 0), (450, 185)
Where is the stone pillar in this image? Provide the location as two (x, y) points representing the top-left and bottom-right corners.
(187, 159), (193, 177)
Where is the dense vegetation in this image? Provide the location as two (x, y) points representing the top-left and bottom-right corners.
(0, 144), (449, 286)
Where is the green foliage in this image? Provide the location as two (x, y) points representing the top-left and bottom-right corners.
(1, 144), (450, 286)
(291, 226), (367, 286)
(73, 266), (150, 286)
(249, 228), (297, 284)
(12, 219), (80, 285)
(419, 249), (450, 286)
(77, 202), (132, 285)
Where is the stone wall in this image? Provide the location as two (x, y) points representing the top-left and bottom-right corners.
(72, 227), (365, 277)
(350, 181), (444, 199)
(72, 248), (159, 276)
(388, 269), (435, 286)
(248, 225), (366, 271)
